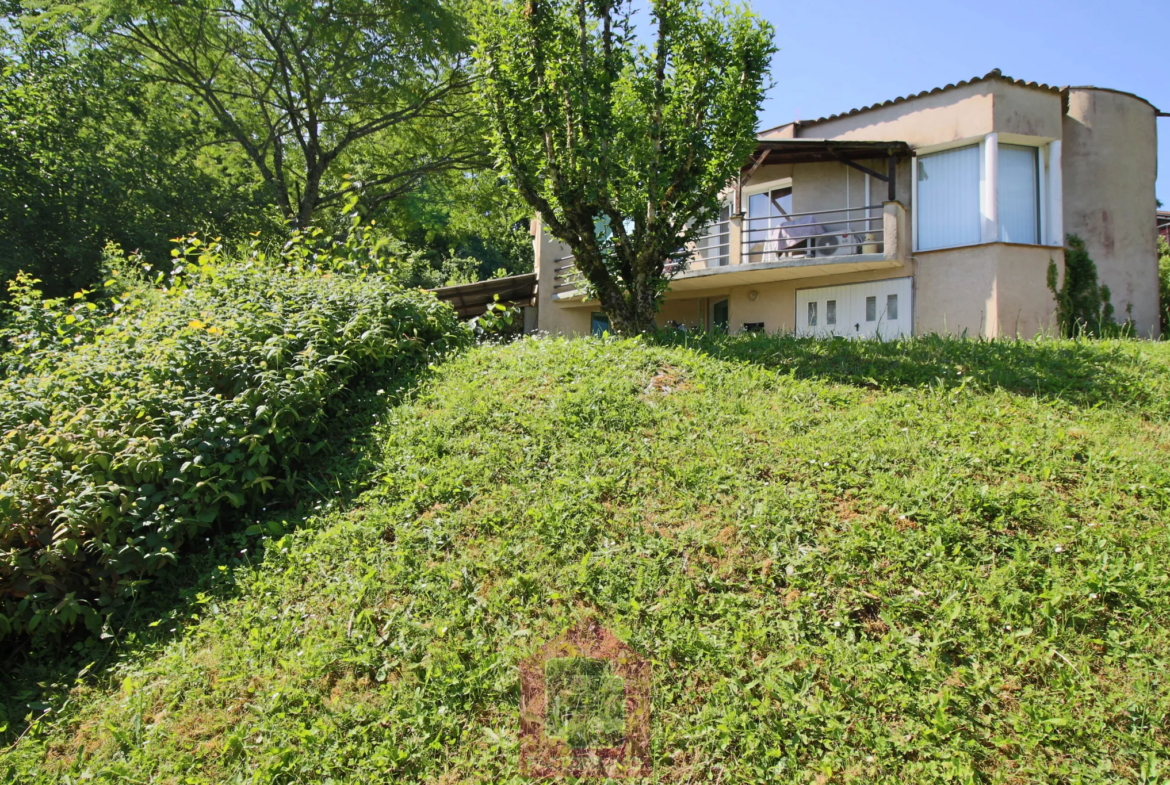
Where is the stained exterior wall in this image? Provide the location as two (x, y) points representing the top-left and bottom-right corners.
(989, 82), (1063, 140)
(1062, 88), (1160, 337)
(720, 266), (915, 335)
(763, 82), (994, 146)
(656, 297), (711, 331)
(678, 243), (1059, 338)
(915, 245), (998, 336)
(779, 80), (1062, 148)
(916, 244), (1062, 338)
(994, 246), (1064, 339)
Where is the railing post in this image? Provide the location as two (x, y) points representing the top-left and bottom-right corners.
(729, 213), (744, 266)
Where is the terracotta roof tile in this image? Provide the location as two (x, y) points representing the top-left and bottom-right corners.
(782, 69), (1060, 130)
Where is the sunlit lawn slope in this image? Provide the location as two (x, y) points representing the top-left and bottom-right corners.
(4, 334), (1170, 784)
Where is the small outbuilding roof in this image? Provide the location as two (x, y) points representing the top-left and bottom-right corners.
(429, 272), (536, 319)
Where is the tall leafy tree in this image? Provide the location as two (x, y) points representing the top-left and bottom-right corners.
(0, 10), (265, 295)
(471, 0), (773, 333)
(374, 167), (535, 282)
(78, 0), (485, 228)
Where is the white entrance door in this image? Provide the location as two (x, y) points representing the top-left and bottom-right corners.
(795, 278), (912, 339)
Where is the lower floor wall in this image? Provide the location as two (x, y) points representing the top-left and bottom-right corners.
(536, 244), (1066, 339)
(916, 244), (1063, 339)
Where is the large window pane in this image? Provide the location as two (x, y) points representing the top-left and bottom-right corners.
(746, 186), (793, 260)
(917, 145), (981, 250)
(999, 144), (1039, 244)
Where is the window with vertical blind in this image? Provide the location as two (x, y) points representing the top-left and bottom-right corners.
(916, 145), (981, 250)
(999, 144), (1039, 244)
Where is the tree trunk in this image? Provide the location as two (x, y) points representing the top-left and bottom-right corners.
(596, 280), (658, 334)
(296, 165), (323, 230)
(628, 279), (660, 334)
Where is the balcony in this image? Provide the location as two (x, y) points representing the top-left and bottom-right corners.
(551, 200), (906, 301)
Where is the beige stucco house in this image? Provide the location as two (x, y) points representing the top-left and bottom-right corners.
(528, 70), (1163, 339)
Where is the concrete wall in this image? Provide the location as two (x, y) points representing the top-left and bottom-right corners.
(657, 298), (709, 331)
(721, 266), (918, 335)
(798, 81), (995, 146)
(916, 244), (1061, 338)
(793, 79), (1061, 149)
(995, 245), (1063, 339)
(990, 82), (1063, 140)
(791, 161), (877, 216)
(744, 160), (912, 213)
(915, 245), (997, 337)
(696, 242), (1058, 338)
(1062, 88), (1161, 337)
(532, 216), (592, 336)
(743, 163), (794, 193)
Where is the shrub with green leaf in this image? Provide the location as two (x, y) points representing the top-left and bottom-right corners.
(1047, 233), (1121, 337)
(0, 230), (469, 640)
(1158, 234), (1169, 338)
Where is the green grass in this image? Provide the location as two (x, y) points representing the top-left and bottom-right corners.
(545, 657), (626, 749)
(3, 334), (1170, 783)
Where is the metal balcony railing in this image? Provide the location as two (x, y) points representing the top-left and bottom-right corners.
(552, 213), (731, 294)
(551, 205), (885, 296)
(743, 204), (884, 263)
(552, 254), (583, 293)
(691, 214), (732, 269)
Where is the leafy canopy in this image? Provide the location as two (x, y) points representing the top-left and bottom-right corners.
(71, 0), (482, 228)
(0, 12), (267, 296)
(472, 0), (773, 333)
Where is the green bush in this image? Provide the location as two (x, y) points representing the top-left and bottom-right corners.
(1047, 234), (1123, 336)
(1158, 234), (1169, 338)
(0, 230), (469, 640)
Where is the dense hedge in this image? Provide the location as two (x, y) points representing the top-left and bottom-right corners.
(0, 234), (469, 639)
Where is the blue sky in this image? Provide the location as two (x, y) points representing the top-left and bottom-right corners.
(635, 0), (1167, 206)
(749, 0), (1168, 206)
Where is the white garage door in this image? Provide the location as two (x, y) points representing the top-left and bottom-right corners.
(796, 278), (912, 339)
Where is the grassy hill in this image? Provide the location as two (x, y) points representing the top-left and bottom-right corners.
(3, 334), (1170, 783)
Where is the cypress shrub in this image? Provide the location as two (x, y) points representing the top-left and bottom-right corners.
(1047, 234), (1120, 337)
